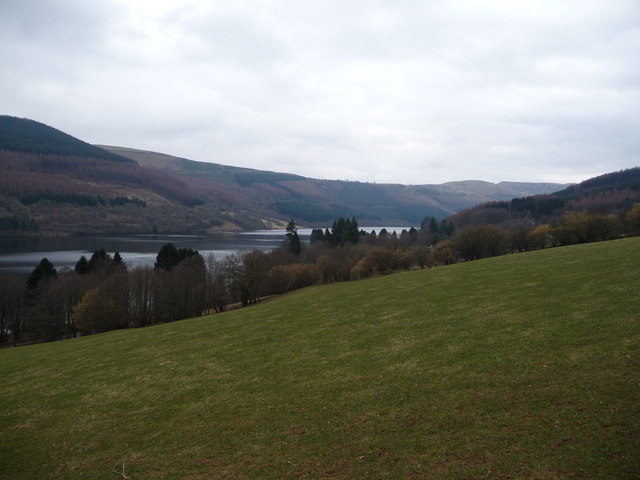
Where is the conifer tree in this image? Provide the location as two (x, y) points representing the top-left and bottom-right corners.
(286, 220), (301, 255)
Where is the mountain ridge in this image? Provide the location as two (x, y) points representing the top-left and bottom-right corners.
(98, 144), (569, 225)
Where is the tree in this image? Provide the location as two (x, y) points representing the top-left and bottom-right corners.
(554, 211), (621, 245)
(346, 217), (360, 244)
(452, 225), (505, 261)
(73, 287), (116, 334)
(129, 265), (155, 327)
(285, 220), (301, 256)
(113, 251), (124, 266)
(74, 255), (90, 275)
(0, 275), (24, 344)
(429, 217), (439, 235)
(171, 253), (207, 320)
(408, 245), (429, 269)
(626, 203), (640, 232)
(88, 249), (110, 273)
(154, 243), (199, 271)
(73, 272), (129, 334)
(25, 272), (72, 342)
(527, 225), (555, 250)
(507, 225), (532, 253)
(154, 243), (181, 271)
(267, 264), (320, 293)
(429, 240), (456, 266)
(310, 228), (325, 244)
(350, 247), (401, 279)
(439, 220), (454, 237)
(316, 247), (357, 283)
(27, 258), (57, 290)
(238, 250), (271, 305)
(53, 270), (88, 339)
(205, 254), (230, 313)
(329, 217), (360, 246)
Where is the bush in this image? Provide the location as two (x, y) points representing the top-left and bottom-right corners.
(429, 240), (456, 266)
(267, 264), (320, 293)
(452, 225), (506, 261)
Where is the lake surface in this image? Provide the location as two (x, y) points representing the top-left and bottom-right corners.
(0, 227), (411, 275)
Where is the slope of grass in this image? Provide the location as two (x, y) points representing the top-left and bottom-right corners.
(1, 238), (639, 479)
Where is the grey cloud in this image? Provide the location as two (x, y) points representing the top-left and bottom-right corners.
(1, 0), (638, 185)
(1, 0), (120, 51)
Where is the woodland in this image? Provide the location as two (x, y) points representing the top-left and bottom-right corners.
(2, 197), (639, 347)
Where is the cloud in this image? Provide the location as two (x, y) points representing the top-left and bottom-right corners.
(1, 0), (638, 184)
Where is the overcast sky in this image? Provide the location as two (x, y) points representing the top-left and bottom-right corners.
(2, 0), (638, 184)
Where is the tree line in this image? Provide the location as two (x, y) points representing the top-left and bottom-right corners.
(2, 206), (639, 347)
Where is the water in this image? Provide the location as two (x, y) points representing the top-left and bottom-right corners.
(0, 231), (293, 275)
(0, 227), (412, 275)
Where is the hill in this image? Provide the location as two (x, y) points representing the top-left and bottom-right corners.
(449, 167), (640, 228)
(0, 117), (274, 234)
(101, 145), (568, 225)
(0, 116), (567, 235)
(1, 237), (638, 479)
(0, 116), (133, 163)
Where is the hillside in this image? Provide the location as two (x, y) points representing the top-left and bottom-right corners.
(0, 116), (568, 235)
(103, 145), (568, 225)
(0, 117), (275, 234)
(1, 238), (638, 479)
(449, 167), (640, 228)
(0, 116), (567, 235)
(0, 116), (133, 163)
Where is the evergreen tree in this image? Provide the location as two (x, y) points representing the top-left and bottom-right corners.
(347, 217), (360, 244)
(285, 220), (301, 255)
(408, 227), (418, 244)
(439, 220), (454, 236)
(429, 217), (439, 234)
(329, 217), (360, 246)
(74, 255), (90, 275)
(113, 252), (124, 266)
(310, 228), (325, 243)
(154, 243), (198, 270)
(27, 258), (57, 290)
(330, 219), (344, 246)
(88, 249), (110, 272)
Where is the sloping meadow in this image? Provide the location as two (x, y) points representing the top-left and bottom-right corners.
(1, 238), (639, 479)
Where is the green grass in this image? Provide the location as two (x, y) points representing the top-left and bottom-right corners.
(1, 238), (639, 479)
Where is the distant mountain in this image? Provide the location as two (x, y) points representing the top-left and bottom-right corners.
(448, 167), (640, 228)
(0, 115), (569, 236)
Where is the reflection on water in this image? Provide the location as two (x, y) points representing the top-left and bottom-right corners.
(0, 232), (291, 275)
(0, 227), (411, 275)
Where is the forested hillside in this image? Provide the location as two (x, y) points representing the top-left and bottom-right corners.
(0, 117), (273, 234)
(449, 167), (640, 229)
(0, 116), (132, 162)
(1, 116), (568, 235)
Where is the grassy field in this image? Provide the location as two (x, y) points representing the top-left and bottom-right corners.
(1, 238), (639, 479)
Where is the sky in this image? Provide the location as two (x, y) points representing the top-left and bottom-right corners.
(1, 0), (638, 185)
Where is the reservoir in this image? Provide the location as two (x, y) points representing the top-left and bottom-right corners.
(0, 230), (306, 275)
(0, 227), (411, 275)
